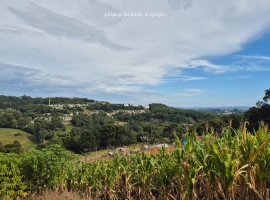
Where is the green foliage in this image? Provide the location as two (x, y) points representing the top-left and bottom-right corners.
(21, 144), (71, 193)
(71, 112), (114, 130)
(149, 103), (215, 123)
(79, 130), (99, 152)
(99, 124), (136, 148)
(0, 126), (269, 199)
(0, 111), (21, 128)
(263, 88), (270, 102)
(113, 103), (215, 125)
(245, 88), (270, 131)
(87, 102), (144, 111)
(1, 90), (270, 199)
(0, 95), (94, 110)
(0, 140), (22, 153)
(0, 128), (37, 151)
(0, 153), (27, 199)
(62, 135), (81, 153)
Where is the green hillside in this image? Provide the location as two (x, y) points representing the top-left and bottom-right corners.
(0, 128), (37, 151)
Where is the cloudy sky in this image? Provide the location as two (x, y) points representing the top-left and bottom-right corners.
(1, 0), (270, 107)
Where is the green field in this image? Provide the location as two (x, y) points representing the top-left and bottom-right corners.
(54, 124), (73, 136)
(115, 121), (127, 125)
(0, 128), (37, 151)
(78, 142), (143, 162)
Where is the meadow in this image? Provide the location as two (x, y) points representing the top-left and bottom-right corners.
(0, 128), (37, 151)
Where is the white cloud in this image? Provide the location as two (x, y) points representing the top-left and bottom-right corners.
(236, 55), (270, 71)
(186, 57), (270, 74)
(175, 89), (205, 96)
(1, 0), (270, 103)
(0, 61), (166, 104)
(241, 55), (270, 60)
(188, 60), (230, 74)
(183, 89), (204, 93)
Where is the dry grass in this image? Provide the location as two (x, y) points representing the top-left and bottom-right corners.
(77, 143), (143, 162)
(25, 190), (89, 200)
(115, 121), (127, 126)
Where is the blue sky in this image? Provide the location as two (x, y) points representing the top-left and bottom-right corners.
(0, 0), (270, 107)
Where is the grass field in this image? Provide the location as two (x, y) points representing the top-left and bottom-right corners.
(78, 143), (143, 162)
(0, 128), (37, 151)
(54, 124), (73, 136)
(115, 121), (127, 125)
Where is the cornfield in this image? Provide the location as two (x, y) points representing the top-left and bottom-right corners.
(0, 122), (270, 200)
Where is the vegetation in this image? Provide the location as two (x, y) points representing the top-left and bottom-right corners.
(0, 89), (270, 199)
(0, 123), (269, 199)
(0, 140), (22, 153)
(87, 102), (145, 111)
(1, 89), (270, 154)
(0, 95), (218, 153)
(0, 95), (94, 110)
(244, 88), (270, 131)
(113, 103), (216, 124)
(0, 128), (37, 151)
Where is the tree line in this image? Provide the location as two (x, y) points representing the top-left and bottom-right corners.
(0, 95), (94, 109)
(0, 89), (269, 154)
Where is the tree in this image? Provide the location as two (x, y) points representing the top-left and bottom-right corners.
(99, 125), (136, 148)
(162, 123), (178, 139)
(79, 130), (99, 152)
(263, 88), (270, 102)
(17, 117), (31, 129)
(99, 125), (116, 148)
(222, 114), (243, 129)
(245, 88), (270, 131)
(0, 111), (20, 128)
(62, 135), (81, 153)
(36, 129), (47, 143)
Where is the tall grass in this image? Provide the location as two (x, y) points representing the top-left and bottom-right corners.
(1, 122), (270, 199)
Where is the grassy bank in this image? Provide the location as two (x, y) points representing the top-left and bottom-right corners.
(0, 128), (37, 151)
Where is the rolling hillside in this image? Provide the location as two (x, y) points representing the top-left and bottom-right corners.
(0, 128), (37, 151)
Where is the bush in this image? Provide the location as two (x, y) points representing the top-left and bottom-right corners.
(0, 153), (27, 199)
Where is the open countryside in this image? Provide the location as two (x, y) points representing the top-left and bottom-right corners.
(1, 1), (270, 199)
(0, 89), (270, 199)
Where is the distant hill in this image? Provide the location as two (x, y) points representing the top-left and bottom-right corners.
(148, 103), (216, 123)
(180, 106), (250, 111)
(177, 106), (250, 115)
(0, 95), (95, 109)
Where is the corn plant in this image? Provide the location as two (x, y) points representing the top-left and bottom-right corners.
(114, 155), (135, 200)
(154, 147), (182, 200)
(132, 152), (156, 199)
(83, 162), (101, 198)
(97, 160), (119, 199)
(0, 125), (269, 199)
